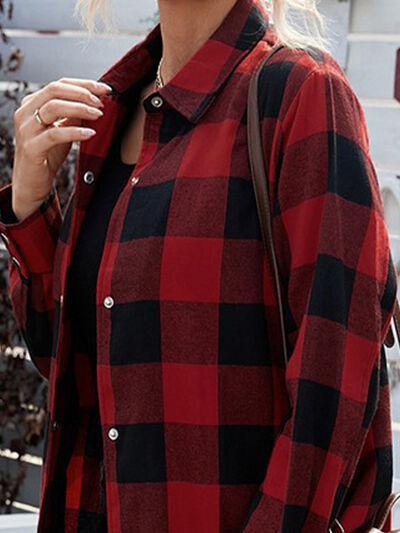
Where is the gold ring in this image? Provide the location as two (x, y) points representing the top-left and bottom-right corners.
(34, 107), (50, 127)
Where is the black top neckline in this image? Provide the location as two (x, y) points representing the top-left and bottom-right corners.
(109, 106), (138, 169)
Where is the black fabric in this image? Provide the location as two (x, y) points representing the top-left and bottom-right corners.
(69, 137), (136, 359)
(68, 116), (136, 530)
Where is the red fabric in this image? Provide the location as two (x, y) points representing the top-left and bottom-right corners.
(0, 0), (397, 531)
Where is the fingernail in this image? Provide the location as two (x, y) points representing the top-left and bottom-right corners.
(80, 128), (96, 137)
(88, 107), (103, 115)
(97, 82), (113, 92)
(90, 94), (102, 105)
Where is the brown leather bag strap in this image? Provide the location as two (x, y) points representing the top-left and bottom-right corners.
(373, 492), (400, 530)
(247, 42), (289, 367)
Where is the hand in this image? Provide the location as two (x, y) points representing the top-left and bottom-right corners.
(11, 77), (112, 221)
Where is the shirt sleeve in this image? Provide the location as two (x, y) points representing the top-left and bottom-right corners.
(0, 180), (63, 379)
(241, 65), (398, 532)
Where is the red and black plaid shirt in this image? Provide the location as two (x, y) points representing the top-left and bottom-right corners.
(0, 0), (398, 531)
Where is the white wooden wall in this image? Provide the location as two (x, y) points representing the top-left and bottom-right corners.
(1, 0), (400, 527)
(0, 0), (350, 87)
(0, 0), (156, 85)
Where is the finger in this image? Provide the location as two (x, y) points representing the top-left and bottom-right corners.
(57, 77), (112, 94)
(27, 125), (97, 157)
(20, 78), (110, 108)
(17, 80), (107, 121)
(29, 98), (103, 132)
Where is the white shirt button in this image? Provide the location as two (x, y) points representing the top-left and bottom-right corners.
(103, 296), (114, 308)
(83, 170), (95, 184)
(150, 95), (163, 108)
(131, 176), (140, 187)
(108, 427), (119, 441)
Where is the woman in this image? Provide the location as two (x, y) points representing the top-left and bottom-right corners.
(0, 0), (397, 531)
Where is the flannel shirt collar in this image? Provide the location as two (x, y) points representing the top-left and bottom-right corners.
(98, 0), (271, 123)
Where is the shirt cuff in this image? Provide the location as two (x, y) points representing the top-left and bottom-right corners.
(0, 181), (62, 277)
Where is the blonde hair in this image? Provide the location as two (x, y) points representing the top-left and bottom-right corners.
(74, 0), (333, 54)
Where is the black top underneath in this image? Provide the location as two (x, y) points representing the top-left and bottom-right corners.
(69, 125), (136, 359)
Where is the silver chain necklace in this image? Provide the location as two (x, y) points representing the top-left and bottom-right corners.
(155, 56), (164, 90)
(141, 56), (164, 103)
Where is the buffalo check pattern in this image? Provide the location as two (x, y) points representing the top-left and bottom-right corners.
(0, 0), (398, 531)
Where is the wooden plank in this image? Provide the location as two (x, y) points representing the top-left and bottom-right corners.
(0, 513), (38, 531)
(362, 100), (400, 170)
(2, 0), (348, 71)
(351, 0), (400, 34)
(0, 0), (349, 64)
(0, 457), (41, 508)
(0, 33), (146, 85)
(0, 25), (348, 90)
(3, 0), (157, 33)
(347, 36), (400, 99)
